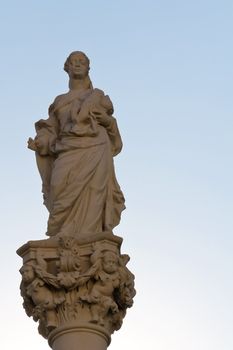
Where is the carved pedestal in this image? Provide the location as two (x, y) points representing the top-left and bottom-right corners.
(17, 232), (135, 350)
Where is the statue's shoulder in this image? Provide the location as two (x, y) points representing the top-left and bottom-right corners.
(92, 88), (113, 109)
(92, 88), (105, 96)
(94, 90), (114, 116)
(52, 92), (70, 106)
(48, 92), (69, 114)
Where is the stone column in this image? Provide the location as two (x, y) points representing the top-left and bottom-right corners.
(48, 324), (109, 350)
(17, 232), (135, 349)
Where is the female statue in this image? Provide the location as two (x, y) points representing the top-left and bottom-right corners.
(28, 51), (125, 238)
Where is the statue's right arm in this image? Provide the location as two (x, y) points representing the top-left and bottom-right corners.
(29, 102), (59, 156)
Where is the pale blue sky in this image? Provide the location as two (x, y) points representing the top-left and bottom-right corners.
(1, 1), (233, 349)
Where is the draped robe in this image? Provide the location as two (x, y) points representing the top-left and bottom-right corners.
(34, 88), (125, 238)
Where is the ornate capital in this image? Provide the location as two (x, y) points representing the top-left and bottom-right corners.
(17, 233), (135, 346)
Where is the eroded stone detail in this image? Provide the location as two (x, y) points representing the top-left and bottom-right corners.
(19, 237), (135, 339)
(18, 51), (135, 349)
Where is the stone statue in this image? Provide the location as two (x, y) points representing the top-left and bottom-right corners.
(18, 52), (135, 350)
(28, 51), (125, 238)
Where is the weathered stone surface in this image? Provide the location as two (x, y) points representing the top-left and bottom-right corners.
(17, 234), (135, 343)
(28, 51), (125, 239)
(18, 51), (135, 350)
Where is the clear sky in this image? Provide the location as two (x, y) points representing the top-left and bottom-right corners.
(1, 1), (233, 349)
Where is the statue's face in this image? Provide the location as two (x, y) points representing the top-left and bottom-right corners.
(68, 53), (89, 79)
(103, 252), (118, 274)
(21, 265), (35, 283)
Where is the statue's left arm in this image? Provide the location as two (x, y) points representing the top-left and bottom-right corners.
(105, 116), (123, 156)
(28, 105), (59, 210)
(93, 93), (123, 156)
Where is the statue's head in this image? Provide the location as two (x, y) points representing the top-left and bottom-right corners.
(20, 263), (35, 284)
(64, 51), (90, 80)
(102, 251), (119, 274)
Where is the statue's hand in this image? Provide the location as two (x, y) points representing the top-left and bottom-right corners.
(111, 302), (119, 313)
(27, 137), (37, 151)
(27, 137), (43, 152)
(91, 110), (112, 128)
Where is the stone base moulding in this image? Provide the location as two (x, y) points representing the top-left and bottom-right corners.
(48, 324), (110, 350)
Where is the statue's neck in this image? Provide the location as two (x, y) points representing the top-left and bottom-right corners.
(69, 76), (92, 91)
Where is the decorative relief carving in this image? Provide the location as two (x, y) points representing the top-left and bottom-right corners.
(19, 237), (135, 339)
